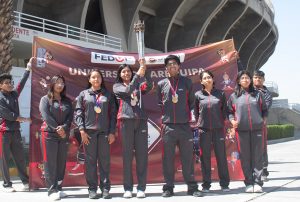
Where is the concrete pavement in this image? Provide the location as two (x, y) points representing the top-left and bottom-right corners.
(1, 137), (300, 202)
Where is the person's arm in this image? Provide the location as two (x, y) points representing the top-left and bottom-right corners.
(61, 100), (74, 132)
(140, 70), (153, 95)
(187, 79), (195, 111)
(0, 98), (18, 121)
(74, 92), (85, 131)
(259, 92), (268, 119)
(16, 57), (34, 96)
(193, 94), (200, 123)
(221, 91), (227, 120)
(39, 96), (58, 130)
(264, 89), (273, 110)
(113, 75), (141, 98)
(227, 94), (238, 128)
(157, 82), (163, 109)
(108, 94), (117, 134)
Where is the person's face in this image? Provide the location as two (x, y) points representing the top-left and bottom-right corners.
(201, 72), (214, 88)
(0, 79), (14, 92)
(239, 74), (251, 89)
(165, 59), (180, 77)
(89, 71), (102, 89)
(53, 78), (65, 94)
(120, 67), (132, 83)
(253, 75), (265, 88)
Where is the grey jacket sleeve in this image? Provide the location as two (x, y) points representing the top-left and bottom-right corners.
(221, 91), (227, 120)
(227, 94), (235, 121)
(74, 92), (85, 131)
(113, 74), (141, 98)
(16, 70), (30, 96)
(264, 89), (273, 110)
(108, 94), (117, 134)
(62, 100), (74, 132)
(187, 79), (195, 111)
(157, 82), (163, 109)
(193, 94), (200, 124)
(0, 98), (18, 121)
(39, 96), (58, 130)
(259, 92), (268, 118)
(140, 70), (153, 95)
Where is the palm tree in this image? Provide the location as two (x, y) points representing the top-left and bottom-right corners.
(0, 0), (13, 74)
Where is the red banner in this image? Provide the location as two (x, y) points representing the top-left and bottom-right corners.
(29, 37), (242, 188)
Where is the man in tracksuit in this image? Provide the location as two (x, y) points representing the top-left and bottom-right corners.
(157, 55), (202, 197)
(0, 58), (32, 192)
(253, 70), (272, 181)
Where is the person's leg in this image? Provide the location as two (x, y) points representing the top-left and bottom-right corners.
(213, 129), (230, 189)
(238, 131), (253, 187)
(98, 134), (111, 191)
(41, 131), (59, 194)
(199, 129), (212, 191)
(120, 119), (135, 192)
(134, 120), (148, 192)
(56, 138), (68, 193)
(262, 125), (269, 178)
(162, 124), (177, 195)
(178, 124), (199, 195)
(83, 130), (99, 192)
(252, 130), (264, 189)
(0, 132), (13, 188)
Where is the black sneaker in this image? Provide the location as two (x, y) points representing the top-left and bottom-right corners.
(162, 190), (174, 197)
(102, 189), (112, 199)
(89, 190), (98, 199)
(187, 189), (203, 197)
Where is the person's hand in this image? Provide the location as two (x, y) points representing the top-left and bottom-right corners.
(16, 117), (31, 123)
(56, 126), (66, 138)
(230, 119), (238, 129)
(136, 58), (146, 77)
(80, 130), (91, 145)
(107, 133), (115, 144)
(26, 57), (36, 71)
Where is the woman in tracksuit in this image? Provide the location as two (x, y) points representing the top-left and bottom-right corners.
(227, 70), (268, 193)
(113, 59), (152, 198)
(75, 70), (117, 199)
(39, 75), (73, 200)
(194, 70), (230, 192)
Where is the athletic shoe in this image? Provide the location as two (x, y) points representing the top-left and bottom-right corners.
(187, 189), (203, 197)
(162, 190), (174, 197)
(253, 184), (263, 193)
(59, 191), (67, 198)
(202, 187), (210, 193)
(21, 183), (29, 191)
(89, 190), (98, 199)
(245, 185), (253, 193)
(123, 190), (132, 198)
(102, 189), (111, 199)
(49, 192), (60, 201)
(2, 186), (16, 193)
(136, 190), (146, 198)
(221, 186), (230, 192)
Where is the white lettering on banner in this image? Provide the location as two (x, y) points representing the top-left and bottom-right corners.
(145, 53), (185, 65)
(69, 67), (204, 78)
(91, 52), (136, 65)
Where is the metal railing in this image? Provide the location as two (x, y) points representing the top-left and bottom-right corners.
(13, 11), (122, 50)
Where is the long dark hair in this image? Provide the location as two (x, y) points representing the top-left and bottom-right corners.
(199, 70), (215, 89)
(87, 69), (106, 89)
(235, 70), (255, 97)
(47, 75), (68, 102)
(115, 64), (134, 83)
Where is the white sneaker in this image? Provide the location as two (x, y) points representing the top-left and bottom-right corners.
(245, 185), (253, 193)
(2, 186), (16, 193)
(253, 184), (263, 193)
(49, 192), (60, 201)
(59, 191), (67, 198)
(261, 175), (268, 182)
(21, 183), (30, 191)
(136, 190), (146, 198)
(123, 190), (133, 198)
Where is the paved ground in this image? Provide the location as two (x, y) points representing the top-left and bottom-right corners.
(1, 134), (300, 202)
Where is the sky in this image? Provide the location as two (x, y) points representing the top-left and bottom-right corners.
(261, 0), (300, 103)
